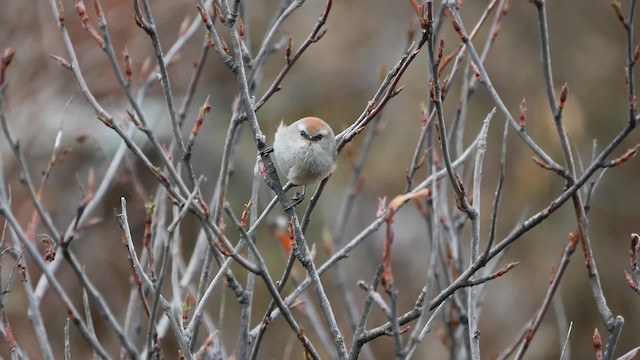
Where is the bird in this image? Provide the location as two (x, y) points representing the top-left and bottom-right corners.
(273, 116), (337, 202)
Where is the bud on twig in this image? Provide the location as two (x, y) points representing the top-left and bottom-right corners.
(519, 98), (527, 128)
(75, 0), (104, 47)
(57, 0), (65, 25)
(410, 0), (420, 16)
(1, 48), (16, 70)
(206, 33), (216, 49)
(624, 270), (638, 291)
(123, 47), (132, 83)
(418, 3), (428, 30)
(438, 50), (456, 75)
(192, 96), (210, 136)
(126, 110), (142, 128)
(92, 0), (103, 18)
(285, 36), (292, 63)
(238, 16), (245, 38)
(558, 82), (569, 109)
(313, 29), (327, 42)
(611, 0), (626, 26)
(593, 328), (603, 360)
(429, 79), (437, 102)
(49, 54), (72, 70)
(470, 62), (480, 80)
(133, 11), (143, 29)
(603, 143), (639, 167)
(532, 156), (551, 170)
(182, 294), (191, 327)
(214, 4), (225, 24)
(221, 38), (229, 53)
(196, 5), (211, 28)
(240, 199), (252, 227)
(451, 19), (463, 37)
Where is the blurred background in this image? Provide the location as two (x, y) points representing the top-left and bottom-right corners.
(1, 0), (640, 359)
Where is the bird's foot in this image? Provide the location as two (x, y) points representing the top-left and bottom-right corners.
(259, 146), (274, 157)
(290, 191), (305, 207)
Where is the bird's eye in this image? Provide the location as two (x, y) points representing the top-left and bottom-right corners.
(299, 131), (305, 137)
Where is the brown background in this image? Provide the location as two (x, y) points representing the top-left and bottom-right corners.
(1, 0), (639, 359)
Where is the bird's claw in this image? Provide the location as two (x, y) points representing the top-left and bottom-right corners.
(290, 191), (305, 207)
(259, 146), (274, 157)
